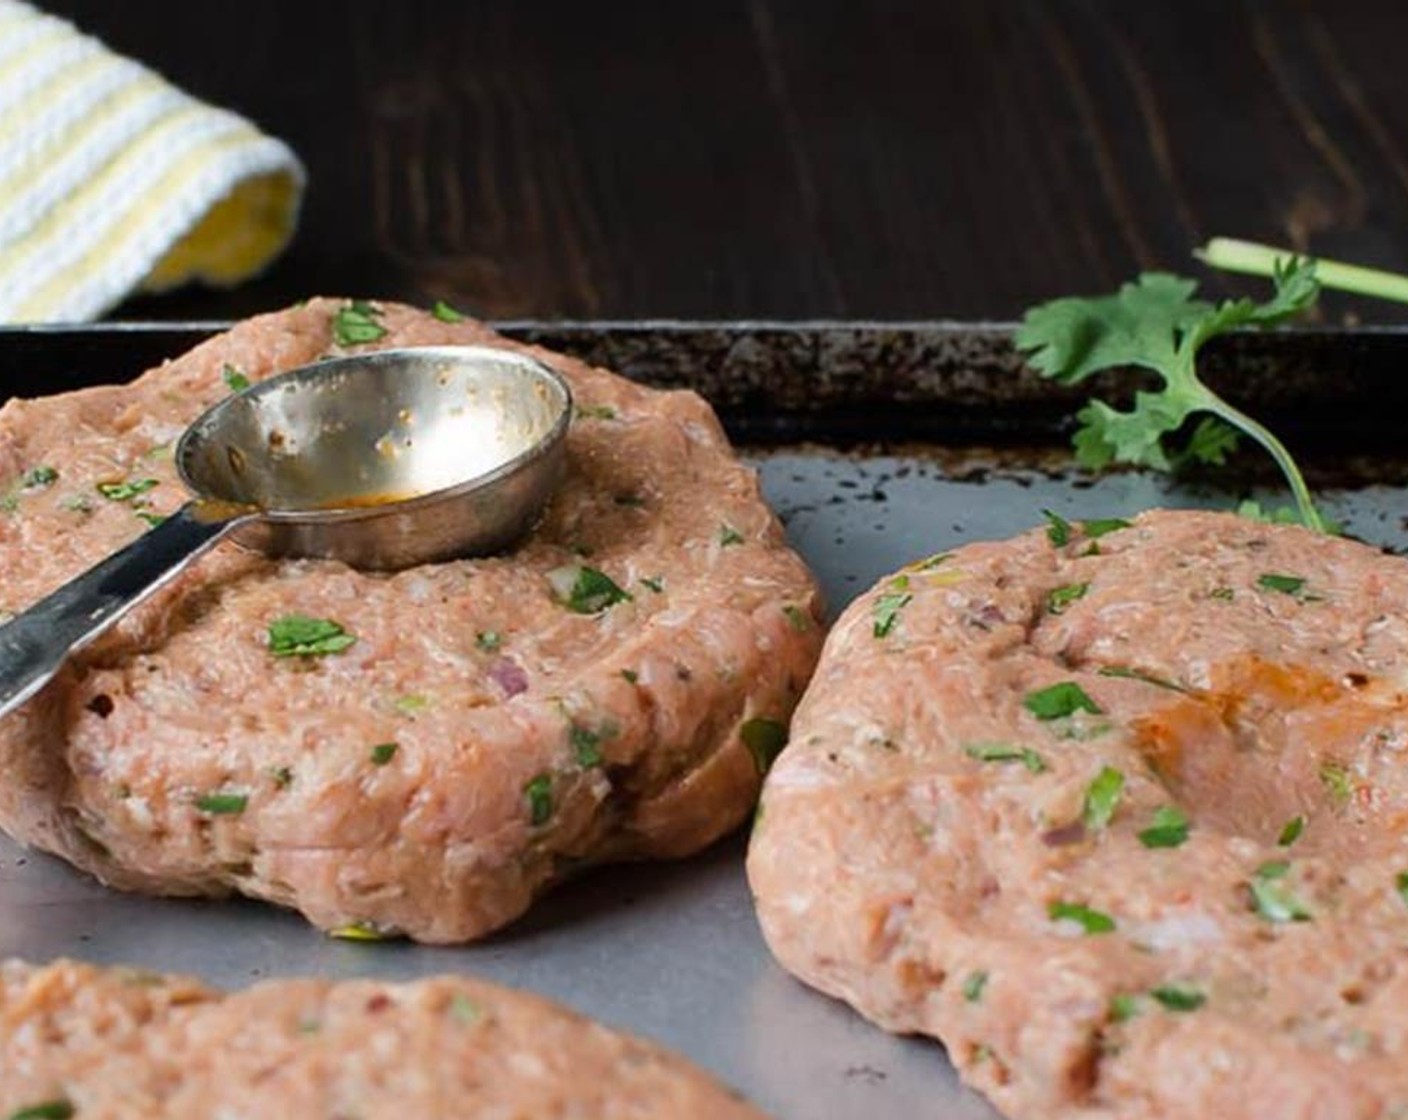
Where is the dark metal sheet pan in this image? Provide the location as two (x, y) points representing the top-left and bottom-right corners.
(1, 323), (1405, 1119)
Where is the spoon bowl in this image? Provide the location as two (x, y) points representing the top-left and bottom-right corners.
(178, 345), (572, 568)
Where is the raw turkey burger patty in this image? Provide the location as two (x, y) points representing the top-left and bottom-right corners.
(750, 509), (1408, 1120)
(0, 958), (765, 1118)
(0, 300), (822, 943)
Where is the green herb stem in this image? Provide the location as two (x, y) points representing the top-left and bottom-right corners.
(1200, 392), (1325, 534)
(1197, 237), (1408, 305)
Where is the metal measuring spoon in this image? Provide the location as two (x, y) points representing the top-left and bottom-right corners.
(0, 345), (572, 717)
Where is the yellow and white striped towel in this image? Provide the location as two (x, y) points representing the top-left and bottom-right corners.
(0, 0), (304, 322)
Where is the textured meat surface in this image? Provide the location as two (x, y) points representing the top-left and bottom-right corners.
(0, 958), (766, 1118)
(0, 300), (822, 943)
(749, 509), (1408, 1120)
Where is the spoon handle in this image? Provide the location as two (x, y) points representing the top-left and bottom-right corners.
(0, 502), (248, 719)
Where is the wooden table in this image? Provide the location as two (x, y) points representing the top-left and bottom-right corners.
(43, 0), (1408, 323)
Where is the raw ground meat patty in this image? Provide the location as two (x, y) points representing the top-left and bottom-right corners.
(0, 300), (822, 943)
(0, 957), (765, 1118)
(749, 508), (1408, 1120)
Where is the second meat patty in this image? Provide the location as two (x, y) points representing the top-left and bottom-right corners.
(750, 508), (1408, 1120)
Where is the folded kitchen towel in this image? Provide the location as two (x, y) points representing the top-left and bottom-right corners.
(0, 0), (304, 322)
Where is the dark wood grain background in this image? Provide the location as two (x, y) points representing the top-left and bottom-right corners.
(40, 0), (1408, 323)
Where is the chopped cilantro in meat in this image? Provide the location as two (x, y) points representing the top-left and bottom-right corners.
(966, 743), (1047, 774)
(1278, 815), (1306, 846)
(370, 743), (398, 766)
(394, 693), (430, 715)
(1319, 761), (1355, 805)
(222, 364), (251, 392)
(475, 630), (502, 652)
(524, 774), (554, 826)
(548, 565), (632, 614)
(1048, 900), (1116, 934)
(1084, 517), (1132, 539)
(1138, 805), (1190, 848)
(962, 970), (989, 1002)
(8, 1101), (75, 1120)
(195, 791), (248, 815)
(1023, 681), (1102, 720)
(1109, 993), (1141, 1022)
(97, 478), (157, 503)
(21, 465), (57, 489)
(448, 992), (481, 1023)
(1046, 582), (1089, 615)
(1083, 766), (1124, 829)
(718, 524), (745, 546)
(1150, 984), (1206, 1012)
(268, 615), (356, 657)
(1042, 509), (1072, 546)
(331, 300), (387, 346)
(570, 723), (614, 768)
(782, 604), (811, 632)
(872, 587), (912, 638)
(1250, 860), (1311, 923)
(432, 300), (466, 323)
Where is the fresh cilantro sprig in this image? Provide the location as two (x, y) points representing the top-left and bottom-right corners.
(1016, 258), (1327, 533)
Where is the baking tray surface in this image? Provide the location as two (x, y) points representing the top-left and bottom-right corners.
(2, 323), (1406, 1119)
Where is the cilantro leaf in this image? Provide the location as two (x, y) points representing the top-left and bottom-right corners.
(97, 478), (158, 503)
(222, 364), (251, 392)
(1320, 760), (1355, 805)
(1137, 805), (1190, 849)
(432, 299), (466, 322)
(524, 774), (553, 826)
(8, 1101), (75, 1120)
(548, 565), (632, 614)
(1083, 517), (1131, 539)
(1046, 582), (1089, 615)
(962, 970), (988, 1002)
(1150, 984), (1206, 1012)
(965, 742), (1047, 774)
(1042, 509), (1072, 546)
(570, 721), (616, 768)
(267, 615), (356, 657)
(1016, 261), (1327, 532)
(1083, 766), (1124, 830)
(1277, 815), (1306, 846)
(332, 300), (388, 346)
(1048, 900), (1116, 934)
(1024, 681), (1102, 720)
(1249, 860), (1312, 923)
(873, 585), (913, 638)
(195, 791), (248, 815)
(370, 742), (398, 766)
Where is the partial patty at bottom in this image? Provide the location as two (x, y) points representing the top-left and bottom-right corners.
(750, 509), (1408, 1120)
(0, 301), (823, 943)
(0, 958), (766, 1118)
